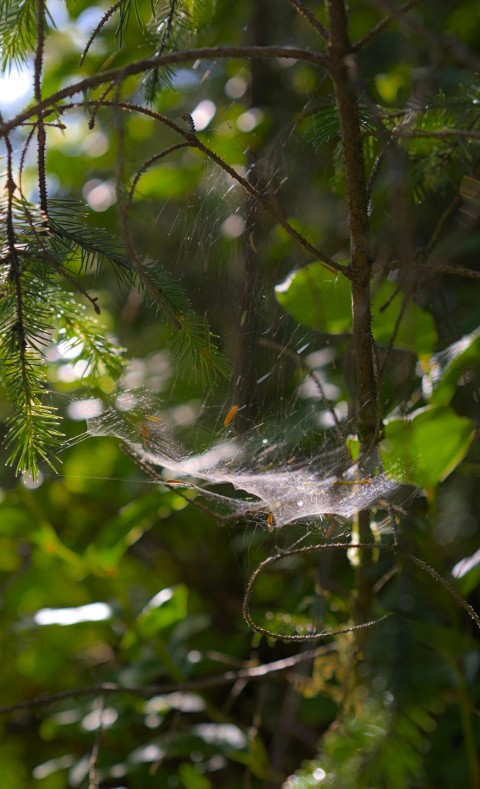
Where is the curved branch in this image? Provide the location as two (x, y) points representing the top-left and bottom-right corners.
(0, 645), (335, 716)
(80, 0), (128, 65)
(58, 99), (347, 276)
(288, 0), (328, 41)
(242, 542), (391, 642)
(127, 142), (192, 209)
(0, 45), (330, 137)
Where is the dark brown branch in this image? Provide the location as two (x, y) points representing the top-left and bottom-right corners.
(127, 142), (192, 208)
(34, 0), (48, 216)
(0, 646), (335, 716)
(326, 1), (379, 450)
(57, 98), (347, 275)
(424, 264), (480, 280)
(242, 542), (391, 642)
(387, 260), (480, 280)
(0, 45), (330, 137)
(80, 0), (127, 65)
(288, 0), (328, 41)
(326, 1), (381, 637)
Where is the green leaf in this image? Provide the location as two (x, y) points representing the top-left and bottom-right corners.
(427, 328), (480, 405)
(136, 584), (188, 637)
(275, 264), (352, 334)
(177, 762), (213, 789)
(380, 405), (475, 491)
(120, 585), (189, 653)
(275, 263), (437, 355)
(371, 280), (437, 356)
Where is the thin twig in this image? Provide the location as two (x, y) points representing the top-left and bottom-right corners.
(157, 0), (179, 56)
(120, 443), (236, 524)
(387, 260), (480, 280)
(0, 646), (336, 716)
(379, 287), (410, 378)
(404, 551), (480, 631)
(88, 695), (106, 789)
(352, 0), (424, 52)
(423, 195), (461, 258)
(57, 98), (348, 275)
(398, 128), (480, 141)
(258, 336), (343, 437)
(242, 541), (392, 642)
(88, 82), (116, 129)
(127, 142), (192, 209)
(364, 0), (480, 71)
(288, 0), (328, 41)
(426, 264), (480, 279)
(34, 0), (48, 216)
(80, 0), (127, 65)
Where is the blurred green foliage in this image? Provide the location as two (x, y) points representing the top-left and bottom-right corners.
(1, 0), (480, 787)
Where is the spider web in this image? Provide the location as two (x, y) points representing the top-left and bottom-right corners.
(85, 393), (404, 529)
(67, 130), (411, 533)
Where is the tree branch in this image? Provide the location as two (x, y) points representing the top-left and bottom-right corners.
(242, 542), (391, 642)
(34, 0), (48, 216)
(0, 45), (329, 137)
(58, 98), (347, 275)
(326, 1), (379, 450)
(288, 0), (328, 41)
(326, 0), (380, 637)
(0, 646), (335, 716)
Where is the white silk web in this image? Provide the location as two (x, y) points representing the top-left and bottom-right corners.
(85, 398), (402, 529)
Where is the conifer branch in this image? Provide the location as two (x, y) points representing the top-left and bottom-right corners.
(126, 142), (192, 208)
(0, 45), (330, 136)
(288, 0), (328, 41)
(79, 0), (127, 65)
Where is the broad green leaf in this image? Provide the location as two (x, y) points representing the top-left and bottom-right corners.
(275, 264), (352, 334)
(381, 405), (474, 491)
(275, 263), (437, 355)
(427, 328), (480, 405)
(371, 280), (437, 356)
